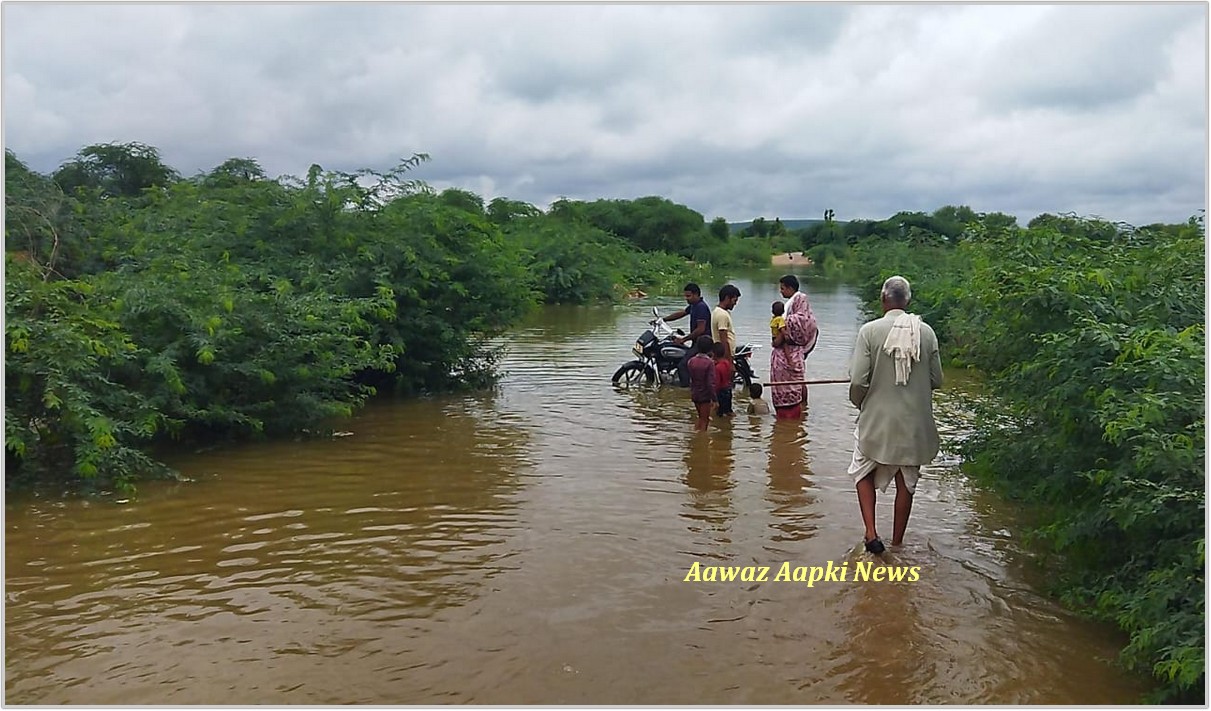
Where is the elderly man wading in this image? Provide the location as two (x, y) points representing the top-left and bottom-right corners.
(847, 276), (943, 554)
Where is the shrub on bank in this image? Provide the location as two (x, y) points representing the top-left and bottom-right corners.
(953, 216), (1205, 702)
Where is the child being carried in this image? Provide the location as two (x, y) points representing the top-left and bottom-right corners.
(770, 300), (787, 347)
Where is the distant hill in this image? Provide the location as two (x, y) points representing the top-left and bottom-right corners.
(726, 218), (834, 233)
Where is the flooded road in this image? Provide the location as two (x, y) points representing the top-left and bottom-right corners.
(5, 273), (1152, 704)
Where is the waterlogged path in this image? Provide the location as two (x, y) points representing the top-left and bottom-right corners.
(5, 274), (1152, 704)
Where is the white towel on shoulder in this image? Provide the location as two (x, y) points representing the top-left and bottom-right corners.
(882, 313), (921, 386)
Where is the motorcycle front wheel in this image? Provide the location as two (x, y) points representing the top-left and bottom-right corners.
(612, 361), (655, 387)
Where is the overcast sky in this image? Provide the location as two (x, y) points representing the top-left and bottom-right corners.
(3, 3), (1206, 225)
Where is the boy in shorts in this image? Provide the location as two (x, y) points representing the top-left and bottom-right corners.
(687, 335), (717, 431)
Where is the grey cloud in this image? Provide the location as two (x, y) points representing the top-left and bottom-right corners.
(2, 3), (1204, 227)
(977, 5), (1202, 112)
(722, 4), (853, 53)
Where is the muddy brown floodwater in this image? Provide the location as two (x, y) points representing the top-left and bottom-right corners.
(5, 273), (1153, 704)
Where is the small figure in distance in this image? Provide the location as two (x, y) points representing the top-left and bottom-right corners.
(747, 383), (771, 415)
(687, 335), (717, 431)
(712, 341), (735, 418)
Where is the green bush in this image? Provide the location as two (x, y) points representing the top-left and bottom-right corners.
(692, 235), (774, 269)
(845, 238), (972, 350)
(4, 147), (541, 488)
(6, 259), (167, 491)
(954, 216), (1205, 702)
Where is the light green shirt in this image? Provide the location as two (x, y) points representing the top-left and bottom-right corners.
(848, 309), (943, 465)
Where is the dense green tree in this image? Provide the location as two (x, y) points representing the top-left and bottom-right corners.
(438, 187), (485, 215)
(52, 142), (180, 198)
(549, 195), (706, 258)
(976, 211), (1018, 235)
(841, 219), (879, 244)
(5, 150), (78, 274)
(802, 211), (846, 250)
(487, 197), (541, 225)
(1026, 212), (1122, 242)
(708, 216), (730, 241)
(201, 157), (268, 187)
(628, 196), (705, 256)
(744, 216), (769, 238)
(547, 197), (580, 221)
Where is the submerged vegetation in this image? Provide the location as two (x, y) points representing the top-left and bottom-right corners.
(5, 142), (1203, 701)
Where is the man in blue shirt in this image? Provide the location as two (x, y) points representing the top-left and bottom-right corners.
(660, 283), (713, 387)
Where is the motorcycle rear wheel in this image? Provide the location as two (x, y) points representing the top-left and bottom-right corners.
(733, 363), (754, 393)
(612, 361), (655, 387)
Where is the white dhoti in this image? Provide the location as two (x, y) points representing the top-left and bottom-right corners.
(847, 426), (920, 494)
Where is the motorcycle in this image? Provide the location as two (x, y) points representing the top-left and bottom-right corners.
(611, 307), (758, 391)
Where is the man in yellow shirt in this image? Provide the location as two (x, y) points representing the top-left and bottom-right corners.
(711, 284), (741, 360)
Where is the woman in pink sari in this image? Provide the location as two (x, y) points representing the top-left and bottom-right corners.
(769, 274), (818, 419)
